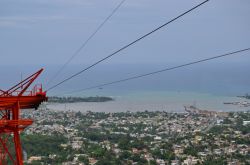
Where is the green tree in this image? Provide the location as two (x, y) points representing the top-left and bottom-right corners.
(183, 146), (198, 157)
(78, 156), (89, 165)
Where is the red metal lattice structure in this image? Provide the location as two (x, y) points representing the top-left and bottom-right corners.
(0, 69), (47, 165)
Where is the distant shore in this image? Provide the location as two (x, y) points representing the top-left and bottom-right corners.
(237, 94), (250, 100)
(48, 96), (114, 103)
(47, 92), (250, 113)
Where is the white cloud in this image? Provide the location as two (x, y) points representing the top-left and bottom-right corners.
(0, 15), (96, 28)
(0, 20), (17, 27)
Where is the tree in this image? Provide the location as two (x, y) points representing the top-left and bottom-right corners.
(78, 156), (89, 165)
(120, 151), (132, 160)
(118, 136), (130, 150)
(183, 146), (198, 157)
(203, 157), (226, 165)
(149, 160), (157, 165)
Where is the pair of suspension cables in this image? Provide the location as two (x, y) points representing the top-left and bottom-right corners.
(46, 0), (250, 95)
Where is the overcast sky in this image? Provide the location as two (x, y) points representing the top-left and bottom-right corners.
(0, 0), (250, 93)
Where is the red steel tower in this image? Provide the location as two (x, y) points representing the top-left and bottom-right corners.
(0, 69), (47, 165)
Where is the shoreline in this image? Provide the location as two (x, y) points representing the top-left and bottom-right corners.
(46, 91), (250, 113)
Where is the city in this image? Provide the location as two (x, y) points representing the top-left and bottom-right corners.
(1, 1), (250, 164)
(21, 105), (250, 165)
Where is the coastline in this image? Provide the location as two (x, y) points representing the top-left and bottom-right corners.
(47, 91), (250, 113)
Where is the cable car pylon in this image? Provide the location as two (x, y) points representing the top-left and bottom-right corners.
(0, 68), (47, 165)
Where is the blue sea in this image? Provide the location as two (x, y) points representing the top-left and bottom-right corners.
(1, 64), (249, 112)
(47, 90), (250, 112)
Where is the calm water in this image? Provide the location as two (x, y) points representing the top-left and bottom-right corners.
(47, 91), (250, 113)
(2, 65), (249, 112)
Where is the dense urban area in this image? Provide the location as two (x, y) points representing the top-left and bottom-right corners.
(20, 103), (250, 165)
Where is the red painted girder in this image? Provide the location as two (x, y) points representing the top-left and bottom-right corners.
(0, 95), (47, 109)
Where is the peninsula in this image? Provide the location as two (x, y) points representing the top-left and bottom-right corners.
(48, 96), (114, 103)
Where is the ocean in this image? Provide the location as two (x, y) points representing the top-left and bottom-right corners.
(47, 91), (250, 112)
(40, 62), (250, 113)
(1, 63), (249, 113)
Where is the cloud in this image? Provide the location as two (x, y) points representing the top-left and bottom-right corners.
(0, 0), (120, 28)
(0, 16), (59, 27)
(0, 20), (17, 27)
(0, 15), (97, 28)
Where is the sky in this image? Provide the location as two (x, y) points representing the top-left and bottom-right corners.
(0, 0), (250, 95)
